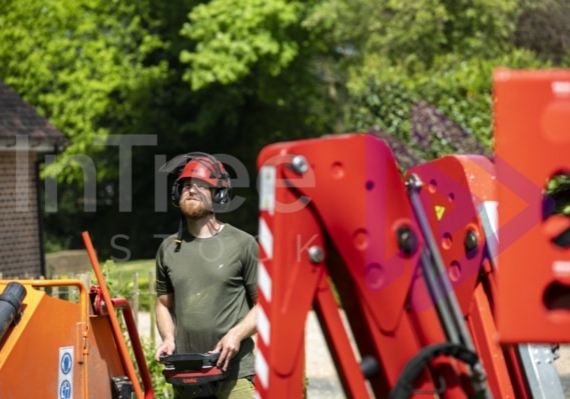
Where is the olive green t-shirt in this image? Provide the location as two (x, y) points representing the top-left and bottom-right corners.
(155, 223), (258, 380)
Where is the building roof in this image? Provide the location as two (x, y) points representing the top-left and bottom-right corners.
(0, 81), (65, 150)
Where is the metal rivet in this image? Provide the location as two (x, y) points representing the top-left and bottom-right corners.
(308, 246), (324, 264)
(406, 173), (423, 191)
(291, 155), (308, 174)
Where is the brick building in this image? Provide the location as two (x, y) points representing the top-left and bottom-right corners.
(0, 81), (65, 277)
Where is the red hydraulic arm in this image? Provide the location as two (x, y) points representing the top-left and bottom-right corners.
(254, 133), (487, 399)
(407, 155), (529, 398)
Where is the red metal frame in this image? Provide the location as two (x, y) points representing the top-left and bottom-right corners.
(407, 155), (528, 398)
(407, 156), (493, 316)
(494, 69), (570, 343)
(91, 290), (154, 394)
(83, 231), (152, 399)
(254, 134), (473, 398)
(112, 297), (155, 399)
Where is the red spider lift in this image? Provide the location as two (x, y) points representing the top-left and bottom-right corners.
(253, 68), (570, 398)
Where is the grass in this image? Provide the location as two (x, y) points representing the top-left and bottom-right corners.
(102, 258), (156, 311)
(108, 258), (155, 282)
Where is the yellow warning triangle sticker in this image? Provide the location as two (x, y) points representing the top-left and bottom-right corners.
(435, 205), (446, 220)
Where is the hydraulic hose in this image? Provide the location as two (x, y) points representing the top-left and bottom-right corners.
(406, 173), (492, 398)
(0, 282), (26, 343)
(388, 342), (479, 399)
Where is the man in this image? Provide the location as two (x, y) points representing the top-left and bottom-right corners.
(154, 153), (258, 399)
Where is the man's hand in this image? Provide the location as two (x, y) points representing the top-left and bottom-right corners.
(155, 339), (176, 361)
(211, 329), (242, 371)
(211, 303), (257, 371)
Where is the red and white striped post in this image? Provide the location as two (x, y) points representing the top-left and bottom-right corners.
(255, 164), (276, 399)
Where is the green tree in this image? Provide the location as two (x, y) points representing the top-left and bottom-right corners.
(0, 0), (172, 256)
(0, 0), (343, 257)
(514, 0), (570, 65)
(0, 0), (167, 183)
(3, 0), (566, 259)
(167, 0), (344, 238)
(323, 0), (553, 165)
(180, 0), (303, 90)
(177, 0), (343, 137)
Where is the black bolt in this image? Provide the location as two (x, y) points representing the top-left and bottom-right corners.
(397, 226), (418, 256)
(360, 355), (380, 379)
(465, 230), (478, 252)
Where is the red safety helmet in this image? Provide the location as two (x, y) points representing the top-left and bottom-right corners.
(176, 155), (229, 188)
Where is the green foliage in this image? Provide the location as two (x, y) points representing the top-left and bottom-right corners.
(302, 0), (521, 70)
(99, 259), (155, 310)
(348, 50), (545, 161)
(0, 0), (167, 183)
(545, 173), (570, 216)
(513, 0), (570, 65)
(113, 260), (155, 311)
(1, 0), (566, 258)
(90, 259), (134, 300)
(177, 0), (341, 141)
(180, 0), (303, 89)
(341, 0), (552, 165)
(44, 237), (69, 254)
(141, 337), (174, 399)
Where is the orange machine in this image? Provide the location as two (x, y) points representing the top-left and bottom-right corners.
(0, 232), (153, 399)
(0, 232), (250, 398)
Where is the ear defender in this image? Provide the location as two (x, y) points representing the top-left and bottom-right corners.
(212, 174), (231, 206)
(171, 181), (182, 207)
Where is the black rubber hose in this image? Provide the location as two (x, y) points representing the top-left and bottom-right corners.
(388, 342), (479, 399)
(0, 282), (26, 342)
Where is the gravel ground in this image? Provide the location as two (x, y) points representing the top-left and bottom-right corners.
(137, 311), (570, 398)
(303, 311), (346, 398)
(555, 345), (570, 396)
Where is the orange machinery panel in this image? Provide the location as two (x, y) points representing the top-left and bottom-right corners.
(494, 68), (570, 342)
(0, 280), (129, 399)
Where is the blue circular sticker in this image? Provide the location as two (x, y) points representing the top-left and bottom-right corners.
(59, 380), (71, 399)
(61, 353), (72, 375)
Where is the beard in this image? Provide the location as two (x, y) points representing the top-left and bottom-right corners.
(179, 198), (212, 219)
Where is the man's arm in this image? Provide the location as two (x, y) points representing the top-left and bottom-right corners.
(154, 293), (176, 361)
(212, 300), (257, 371)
